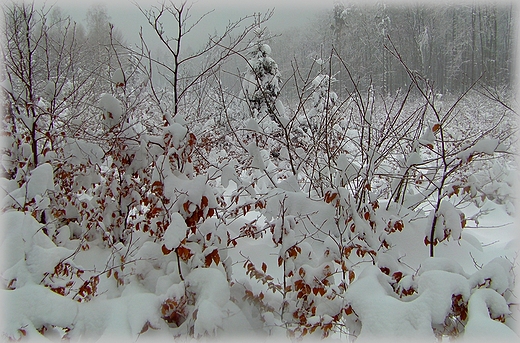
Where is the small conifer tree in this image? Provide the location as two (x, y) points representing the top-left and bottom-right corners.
(242, 24), (282, 124)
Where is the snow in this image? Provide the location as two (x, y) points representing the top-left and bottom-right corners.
(111, 68), (125, 85)
(194, 300), (223, 336)
(246, 142), (266, 170)
(163, 213), (187, 249)
(165, 123), (188, 148)
(472, 138), (503, 155)
(1, 211), (41, 272)
(1, 283), (78, 340)
(468, 257), (514, 295)
(7, 163), (54, 206)
(2, 247), (163, 341)
(435, 199), (463, 240)
(405, 151), (423, 167)
(246, 118), (260, 132)
(1, 141), (517, 342)
(418, 126), (436, 146)
(221, 161), (240, 188)
(183, 267), (254, 337)
(418, 257), (468, 277)
(64, 284), (162, 340)
(275, 99), (285, 118)
(457, 138), (505, 161)
(186, 268), (229, 307)
(25, 244), (75, 279)
(43, 81), (56, 100)
(64, 138), (105, 166)
(99, 93), (123, 127)
(260, 43), (271, 55)
(346, 260), (516, 341)
(416, 269), (470, 324)
(463, 289), (518, 341)
(312, 74), (328, 88)
(346, 266), (435, 339)
(0, 78), (13, 94)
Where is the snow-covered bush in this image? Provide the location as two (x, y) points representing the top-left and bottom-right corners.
(213, 45), (518, 339)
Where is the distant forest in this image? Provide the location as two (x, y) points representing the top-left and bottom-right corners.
(271, 3), (515, 97)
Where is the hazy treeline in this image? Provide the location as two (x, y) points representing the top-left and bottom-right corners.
(272, 2), (515, 97)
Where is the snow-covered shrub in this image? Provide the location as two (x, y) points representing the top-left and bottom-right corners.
(213, 44), (518, 339)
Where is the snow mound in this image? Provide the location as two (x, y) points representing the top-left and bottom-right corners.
(99, 93), (122, 127)
(185, 268), (253, 337)
(463, 288), (518, 341)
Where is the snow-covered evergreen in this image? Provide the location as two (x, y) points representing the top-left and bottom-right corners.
(242, 25), (283, 125)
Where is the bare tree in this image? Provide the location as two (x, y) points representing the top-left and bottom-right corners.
(1, 2), (94, 173)
(134, 0), (274, 125)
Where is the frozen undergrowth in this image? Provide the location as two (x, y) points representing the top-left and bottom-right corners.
(1, 158), (517, 341)
(2, 88), (518, 341)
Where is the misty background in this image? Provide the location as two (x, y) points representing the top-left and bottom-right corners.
(30, 0), (516, 102)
